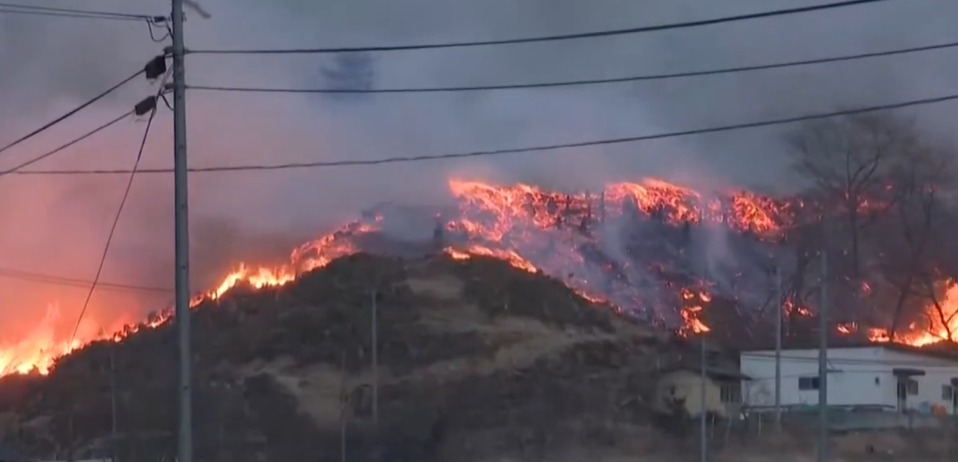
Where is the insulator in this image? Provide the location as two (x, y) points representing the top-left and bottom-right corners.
(134, 96), (157, 116)
(144, 55), (168, 80)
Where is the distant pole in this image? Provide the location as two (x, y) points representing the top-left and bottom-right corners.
(371, 289), (379, 427)
(340, 350), (347, 462)
(818, 253), (829, 462)
(774, 267), (782, 429)
(599, 190), (606, 223)
(110, 345), (118, 462)
(171, 0), (193, 462)
(700, 337), (707, 462)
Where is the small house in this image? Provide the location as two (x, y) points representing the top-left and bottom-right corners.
(740, 342), (958, 414)
(654, 342), (750, 418)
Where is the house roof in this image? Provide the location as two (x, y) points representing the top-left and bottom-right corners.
(663, 361), (751, 381)
(740, 340), (958, 363)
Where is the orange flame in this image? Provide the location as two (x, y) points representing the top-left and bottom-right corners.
(677, 288), (712, 335)
(3, 177), (947, 376)
(866, 283), (958, 346)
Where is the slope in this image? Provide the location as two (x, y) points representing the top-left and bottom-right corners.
(0, 252), (676, 462)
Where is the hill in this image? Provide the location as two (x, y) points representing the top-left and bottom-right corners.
(0, 253), (676, 462)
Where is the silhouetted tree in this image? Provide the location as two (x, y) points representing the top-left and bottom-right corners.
(876, 139), (958, 341)
(786, 114), (913, 279)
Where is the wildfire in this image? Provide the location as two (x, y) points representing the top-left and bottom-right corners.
(678, 288), (712, 335)
(449, 178), (787, 239)
(864, 283), (958, 346)
(1, 177), (954, 376)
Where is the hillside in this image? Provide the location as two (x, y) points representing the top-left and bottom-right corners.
(0, 253), (676, 462)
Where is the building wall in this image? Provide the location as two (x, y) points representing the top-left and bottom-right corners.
(883, 349), (958, 414)
(654, 370), (734, 417)
(740, 347), (958, 414)
(741, 347), (893, 408)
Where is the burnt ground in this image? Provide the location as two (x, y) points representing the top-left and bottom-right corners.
(0, 253), (679, 462)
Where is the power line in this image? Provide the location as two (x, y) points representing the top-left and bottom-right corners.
(0, 68), (144, 159)
(0, 8), (143, 21)
(11, 90), (958, 177)
(0, 3), (160, 21)
(0, 266), (171, 294)
(187, 40), (958, 94)
(187, 0), (889, 55)
(0, 111), (134, 176)
(68, 87), (164, 344)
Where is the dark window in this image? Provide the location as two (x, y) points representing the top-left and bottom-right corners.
(906, 379), (919, 395)
(707, 352), (721, 367)
(942, 385), (953, 401)
(720, 383), (741, 403)
(799, 376), (820, 390)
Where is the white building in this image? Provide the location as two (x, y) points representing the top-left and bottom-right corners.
(740, 344), (958, 414)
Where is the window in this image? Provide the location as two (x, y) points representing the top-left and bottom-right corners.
(720, 383), (741, 403)
(906, 379), (919, 395)
(943, 385), (954, 401)
(798, 376), (820, 390)
(706, 352), (721, 367)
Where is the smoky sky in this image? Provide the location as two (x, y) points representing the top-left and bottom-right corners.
(0, 0), (956, 341)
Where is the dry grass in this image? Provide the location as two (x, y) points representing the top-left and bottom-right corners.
(239, 262), (653, 427)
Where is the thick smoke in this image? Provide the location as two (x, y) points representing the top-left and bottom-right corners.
(0, 0), (955, 345)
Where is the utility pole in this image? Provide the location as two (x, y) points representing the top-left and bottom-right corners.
(700, 337), (707, 462)
(110, 345), (118, 458)
(340, 351), (347, 462)
(818, 253), (829, 462)
(774, 267), (782, 429)
(171, 1), (193, 462)
(371, 289), (379, 427)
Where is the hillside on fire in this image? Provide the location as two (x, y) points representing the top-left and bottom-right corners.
(0, 252), (680, 461)
(1, 113), (958, 459)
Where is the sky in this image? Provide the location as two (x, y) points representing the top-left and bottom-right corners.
(0, 0), (956, 346)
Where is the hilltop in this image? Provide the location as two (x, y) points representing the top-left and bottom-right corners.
(0, 253), (677, 462)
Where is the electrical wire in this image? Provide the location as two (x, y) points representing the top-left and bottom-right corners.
(0, 111), (134, 176)
(67, 78), (167, 345)
(0, 266), (171, 294)
(0, 8), (143, 21)
(188, 40), (958, 94)
(0, 68), (145, 159)
(0, 3), (158, 21)
(149, 21), (172, 42)
(13, 89), (958, 177)
(188, 0), (890, 55)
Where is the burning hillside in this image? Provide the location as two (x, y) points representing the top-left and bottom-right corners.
(2, 175), (956, 375)
(0, 252), (674, 461)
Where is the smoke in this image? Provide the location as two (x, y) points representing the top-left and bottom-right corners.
(0, 0), (955, 347)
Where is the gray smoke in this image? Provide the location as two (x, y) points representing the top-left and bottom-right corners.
(0, 0), (954, 343)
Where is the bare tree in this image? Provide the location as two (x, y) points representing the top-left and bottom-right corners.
(877, 142), (958, 341)
(786, 114), (915, 278)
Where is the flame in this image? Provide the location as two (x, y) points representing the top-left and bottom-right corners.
(448, 178), (786, 239)
(443, 245), (537, 274)
(677, 288), (712, 335)
(1, 177), (950, 376)
(866, 283), (958, 346)
(0, 216), (382, 376)
(208, 265), (297, 300)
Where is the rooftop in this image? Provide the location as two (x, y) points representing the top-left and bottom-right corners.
(741, 340), (958, 363)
